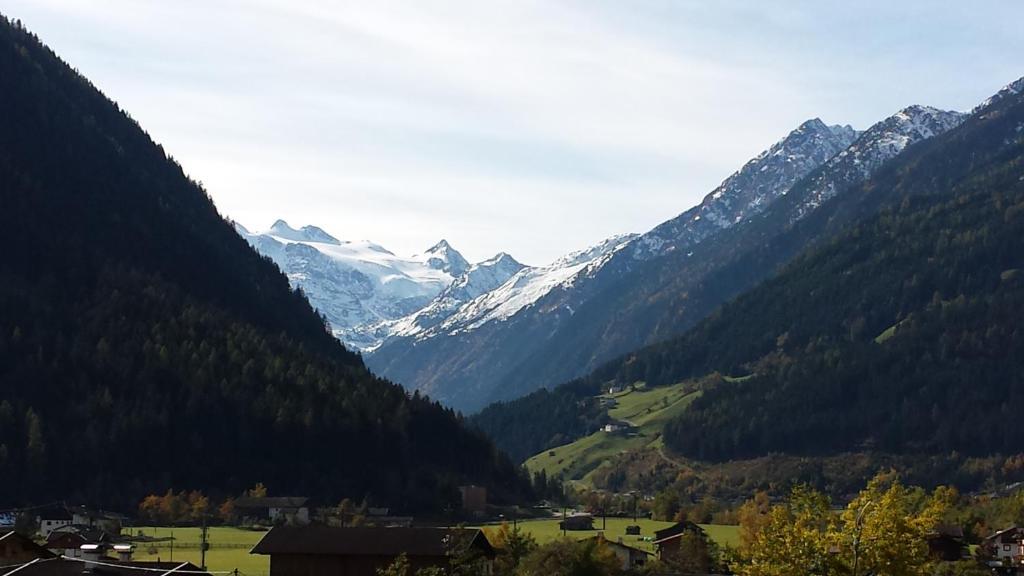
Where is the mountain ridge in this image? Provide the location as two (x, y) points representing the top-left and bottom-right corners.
(368, 106), (963, 412)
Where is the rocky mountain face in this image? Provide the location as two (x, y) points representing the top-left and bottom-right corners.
(365, 119), (879, 411)
(473, 77), (1024, 466)
(239, 103), (966, 414)
(236, 222), (520, 351)
(632, 119), (858, 260)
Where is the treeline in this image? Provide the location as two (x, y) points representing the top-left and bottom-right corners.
(0, 14), (527, 511)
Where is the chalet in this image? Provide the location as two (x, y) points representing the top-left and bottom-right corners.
(585, 536), (650, 571)
(250, 525), (495, 576)
(986, 526), (1024, 565)
(67, 507), (129, 534)
(559, 514), (594, 531)
(653, 521), (706, 564)
(234, 497), (311, 526)
(0, 531), (56, 567)
(927, 525), (968, 562)
(36, 507), (73, 538)
(45, 532), (89, 558)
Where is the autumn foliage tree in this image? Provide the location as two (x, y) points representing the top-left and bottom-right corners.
(737, 473), (954, 576)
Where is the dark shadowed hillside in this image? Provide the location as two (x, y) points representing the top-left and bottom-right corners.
(0, 15), (525, 511)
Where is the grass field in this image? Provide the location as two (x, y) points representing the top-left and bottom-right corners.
(525, 382), (699, 484)
(481, 518), (739, 553)
(125, 527), (269, 576)
(127, 521), (739, 567)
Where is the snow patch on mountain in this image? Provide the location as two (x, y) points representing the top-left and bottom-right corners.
(974, 76), (1024, 114)
(632, 118), (859, 259)
(237, 220), (504, 350)
(789, 105), (966, 222)
(423, 234), (637, 336)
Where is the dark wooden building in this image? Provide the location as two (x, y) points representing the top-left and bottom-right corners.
(251, 525), (495, 576)
(558, 514), (594, 531)
(927, 525), (968, 562)
(13, 558), (210, 576)
(0, 531), (56, 567)
(652, 521), (706, 564)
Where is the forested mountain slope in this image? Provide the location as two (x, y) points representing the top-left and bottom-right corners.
(475, 78), (1023, 464)
(370, 119), (861, 411)
(0, 16), (525, 510)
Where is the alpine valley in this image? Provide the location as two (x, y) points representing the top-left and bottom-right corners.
(249, 103), (970, 413)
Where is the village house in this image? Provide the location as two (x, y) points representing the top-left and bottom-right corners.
(250, 525), (495, 576)
(585, 535), (650, 571)
(12, 555), (211, 576)
(652, 521), (706, 564)
(0, 531), (56, 567)
(234, 497), (311, 526)
(558, 513), (594, 531)
(44, 532), (90, 558)
(927, 525), (968, 562)
(68, 507), (129, 534)
(36, 507), (73, 539)
(986, 526), (1024, 566)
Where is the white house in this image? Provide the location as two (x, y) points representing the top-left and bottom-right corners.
(36, 508), (73, 538)
(986, 526), (1024, 565)
(234, 497), (310, 525)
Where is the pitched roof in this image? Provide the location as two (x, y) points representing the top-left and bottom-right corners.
(250, 525), (494, 558)
(233, 497), (308, 509)
(986, 526), (1024, 544)
(45, 533), (88, 550)
(12, 558), (209, 576)
(36, 507), (73, 521)
(0, 531), (58, 561)
(583, 536), (652, 556)
(653, 521), (704, 543)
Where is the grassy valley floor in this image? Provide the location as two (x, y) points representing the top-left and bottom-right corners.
(126, 526), (270, 576)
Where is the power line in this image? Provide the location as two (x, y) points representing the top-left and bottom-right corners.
(0, 502), (65, 515)
(0, 558), (59, 576)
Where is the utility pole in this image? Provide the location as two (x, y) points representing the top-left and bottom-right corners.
(200, 516), (209, 570)
(562, 507), (566, 537)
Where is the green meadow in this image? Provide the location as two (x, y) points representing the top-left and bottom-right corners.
(481, 518), (740, 553)
(126, 526), (269, 576)
(525, 382), (699, 484)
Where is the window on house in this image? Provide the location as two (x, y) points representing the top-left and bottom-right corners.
(1005, 545), (1012, 551)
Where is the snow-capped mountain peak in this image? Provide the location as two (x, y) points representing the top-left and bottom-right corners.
(973, 76), (1024, 114)
(787, 105), (966, 222)
(267, 219), (341, 244)
(633, 117), (859, 259)
(419, 239), (470, 276)
(236, 222), (523, 351)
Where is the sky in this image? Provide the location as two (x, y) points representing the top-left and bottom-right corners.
(5, 1), (1024, 264)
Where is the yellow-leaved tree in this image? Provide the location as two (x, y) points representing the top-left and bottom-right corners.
(737, 472), (956, 576)
(835, 472), (954, 576)
(741, 485), (839, 576)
